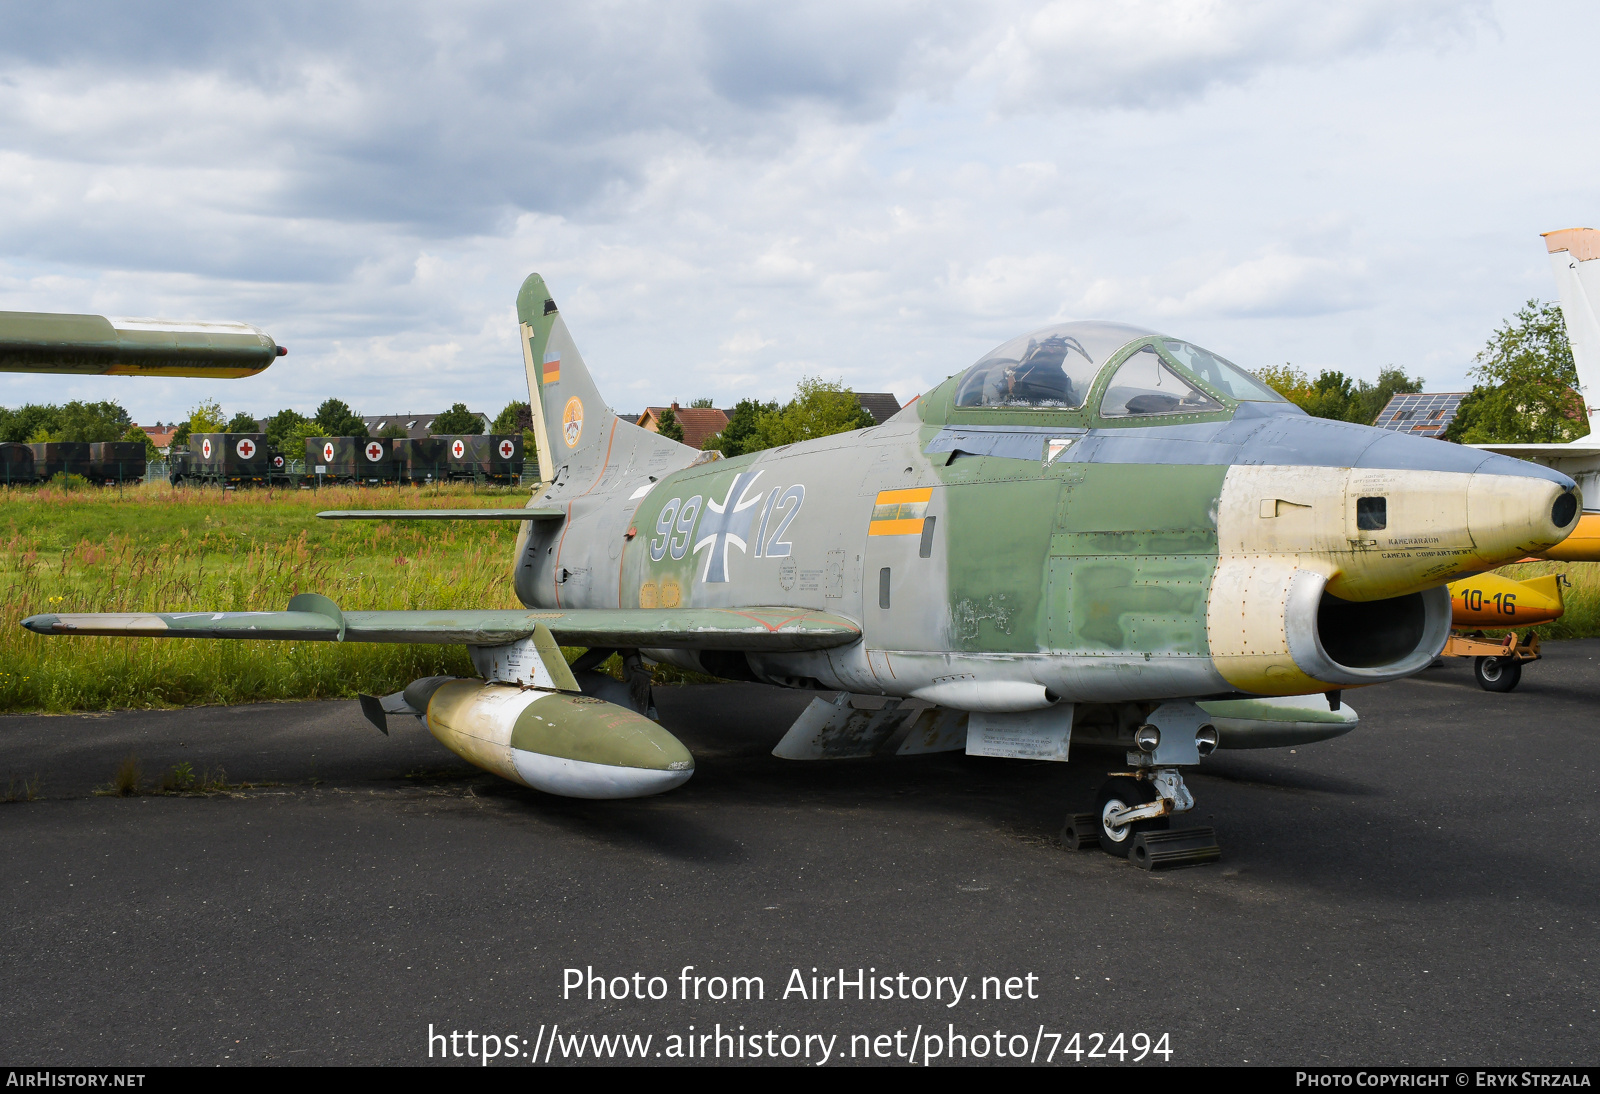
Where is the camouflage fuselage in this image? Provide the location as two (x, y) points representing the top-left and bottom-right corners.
(516, 370), (1575, 708)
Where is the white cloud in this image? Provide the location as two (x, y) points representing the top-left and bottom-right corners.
(978, 0), (1489, 111)
(0, 0), (1591, 427)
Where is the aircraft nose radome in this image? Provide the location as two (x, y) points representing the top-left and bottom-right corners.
(1467, 467), (1580, 564)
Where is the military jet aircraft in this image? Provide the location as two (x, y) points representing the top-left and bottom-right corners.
(0, 310), (284, 376)
(21, 274), (1581, 859)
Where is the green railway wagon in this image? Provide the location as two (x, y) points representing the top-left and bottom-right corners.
(28, 441), (91, 480)
(1, 442), (35, 484)
(395, 437), (451, 483)
(88, 441), (147, 483)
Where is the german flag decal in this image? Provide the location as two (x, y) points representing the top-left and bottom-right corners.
(542, 352), (560, 386)
(869, 487), (932, 536)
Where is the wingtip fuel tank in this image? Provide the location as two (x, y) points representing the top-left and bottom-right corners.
(419, 678), (694, 800)
(0, 310), (283, 377)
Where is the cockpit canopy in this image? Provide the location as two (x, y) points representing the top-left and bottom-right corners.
(953, 320), (1285, 417)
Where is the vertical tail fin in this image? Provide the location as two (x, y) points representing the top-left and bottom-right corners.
(1543, 228), (1600, 434)
(517, 274), (612, 481)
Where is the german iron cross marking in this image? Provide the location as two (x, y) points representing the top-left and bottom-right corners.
(694, 471), (766, 583)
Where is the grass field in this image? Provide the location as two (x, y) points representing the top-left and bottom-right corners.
(3, 481), (1598, 713)
(1, 480), (524, 712)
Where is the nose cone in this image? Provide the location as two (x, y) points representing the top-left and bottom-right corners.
(1467, 456), (1580, 566)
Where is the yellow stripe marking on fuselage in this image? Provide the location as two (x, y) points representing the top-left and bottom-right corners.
(869, 487), (932, 535)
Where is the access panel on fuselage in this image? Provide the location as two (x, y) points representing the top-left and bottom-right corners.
(1044, 463), (1225, 656)
(933, 455), (1061, 654)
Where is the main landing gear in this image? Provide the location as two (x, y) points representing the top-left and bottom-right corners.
(1060, 703), (1221, 871)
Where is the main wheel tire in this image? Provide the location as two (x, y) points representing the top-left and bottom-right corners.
(1095, 776), (1169, 859)
(1474, 655), (1522, 692)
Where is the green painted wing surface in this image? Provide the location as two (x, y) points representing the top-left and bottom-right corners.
(317, 508), (566, 521)
(21, 598), (861, 651)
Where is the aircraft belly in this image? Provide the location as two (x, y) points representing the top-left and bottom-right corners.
(756, 646), (1227, 705)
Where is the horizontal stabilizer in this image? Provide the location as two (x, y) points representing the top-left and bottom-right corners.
(318, 508), (566, 521)
(0, 310), (282, 377)
(22, 603), (862, 651)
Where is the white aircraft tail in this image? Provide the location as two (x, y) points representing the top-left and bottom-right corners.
(1543, 228), (1600, 434)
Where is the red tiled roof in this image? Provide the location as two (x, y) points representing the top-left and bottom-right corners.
(638, 405), (730, 449)
(137, 425), (178, 449)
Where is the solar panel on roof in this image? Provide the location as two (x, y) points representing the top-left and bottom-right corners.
(1374, 392), (1467, 435)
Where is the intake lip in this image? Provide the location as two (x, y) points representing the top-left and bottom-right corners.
(1284, 569), (1452, 686)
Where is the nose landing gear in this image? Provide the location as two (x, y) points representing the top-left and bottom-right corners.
(1060, 702), (1222, 870)
(1063, 769), (1221, 870)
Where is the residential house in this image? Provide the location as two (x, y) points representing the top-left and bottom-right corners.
(136, 424), (179, 454)
(358, 411), (491, 439)
(854, 392), (902, 424)
(636, 403), (730, 449)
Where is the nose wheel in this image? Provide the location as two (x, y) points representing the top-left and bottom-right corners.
(1094, 776), (1168, 857)
(1062, 769), (1220, 871)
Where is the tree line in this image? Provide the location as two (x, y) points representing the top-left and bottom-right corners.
(1252, 299), (1587, 443)
(9, 307), (1576, 468)
(492, 379), (878, 457)
(682, 379), (876, 455)
(0, 401), (155, 455)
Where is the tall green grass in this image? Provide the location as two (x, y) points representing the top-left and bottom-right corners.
(1, 481), (524, 711)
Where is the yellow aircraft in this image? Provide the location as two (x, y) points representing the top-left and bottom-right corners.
(1442, 570), (1565, 691)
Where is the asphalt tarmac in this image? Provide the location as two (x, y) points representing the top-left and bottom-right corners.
(1, 645), (1597, 1068)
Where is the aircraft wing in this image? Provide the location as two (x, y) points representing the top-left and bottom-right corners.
(20, 596), (862, 651)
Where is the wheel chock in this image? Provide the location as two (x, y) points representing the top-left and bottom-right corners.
(1130, 826), (1220, 871)
(1061, 813), (1100, 851)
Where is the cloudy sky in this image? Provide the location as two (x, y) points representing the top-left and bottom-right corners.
(1, 0), (1595, 424)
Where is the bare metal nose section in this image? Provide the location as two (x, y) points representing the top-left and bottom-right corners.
(1466, 456), (1580, 564)
(1332, 425), (1580, 568)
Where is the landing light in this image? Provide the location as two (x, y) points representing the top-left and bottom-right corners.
(1134, 725), (1161, 752)
(1195, 724), (1219, 757)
